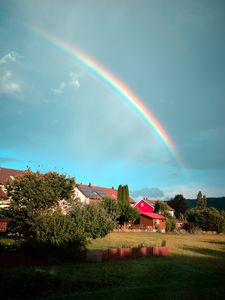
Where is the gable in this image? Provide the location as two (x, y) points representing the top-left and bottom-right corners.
(135, 199), (154, 213)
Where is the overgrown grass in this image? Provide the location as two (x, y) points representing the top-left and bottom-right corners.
(1, 232), (225, 299)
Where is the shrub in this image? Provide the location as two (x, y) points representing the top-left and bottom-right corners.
(186, 208), (225, 233)
(82, 203), (117, 239)
(33, 209), (87, 260)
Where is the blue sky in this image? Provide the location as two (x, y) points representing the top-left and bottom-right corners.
(0, 0), (225, 199)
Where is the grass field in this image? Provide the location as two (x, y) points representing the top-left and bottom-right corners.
(1, 232), (225, 299)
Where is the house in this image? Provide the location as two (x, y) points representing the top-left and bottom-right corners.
(75, 183), (135, 205)
(0, 167), (136, 209)
(135, 198), (174, 217)
(0, 167), (26, 208)
(133, 212), (166, 232)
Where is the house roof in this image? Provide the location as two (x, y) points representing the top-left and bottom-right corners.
(141, 212), (166, 219)
(136, 198), (174, 211)
(77, 184), (135, 204)
(0, 167), (25, 184)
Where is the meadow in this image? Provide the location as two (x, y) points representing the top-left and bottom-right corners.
(1, 232), (225, 299)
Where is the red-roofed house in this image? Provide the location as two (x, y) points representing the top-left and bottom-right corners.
(135, 198), (174, 216)
(75, 183), (135, 205)
(133, 212), (166, 232)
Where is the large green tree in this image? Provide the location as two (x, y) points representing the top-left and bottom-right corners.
(186, 207), (225, 233)
(153, 200), (168, 213)
(117, 184), (139, 226)
(5, 171), (75, 236)
(196, 191), (207, 209)
(168, 194), (189, 218)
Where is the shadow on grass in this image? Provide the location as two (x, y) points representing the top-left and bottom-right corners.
(1, 250), (225, 300)
(204, 240), (225, 247)
(181, 245), (225, 258)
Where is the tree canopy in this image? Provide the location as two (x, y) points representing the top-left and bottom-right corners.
(196, 191), (207, 209)
(167, 194), (189, 218)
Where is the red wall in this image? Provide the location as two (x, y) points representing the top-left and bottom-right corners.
(135, 200), (154, 213)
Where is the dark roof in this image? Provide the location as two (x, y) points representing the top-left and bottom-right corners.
(77, 184), (135, 204)
(0, 167), (25, 184)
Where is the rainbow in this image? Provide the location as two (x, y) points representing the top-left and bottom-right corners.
(32, 27), (183, 166)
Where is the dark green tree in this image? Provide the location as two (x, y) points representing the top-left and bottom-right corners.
(154, 200), (168, 213)
(196, 191), (207, 209)
(117, 184), (139, 226)
(168, 194), (189, 218)
(117, 185), (123, 205)
(101, 196), (120, 221)
(186, 207), (225, 233)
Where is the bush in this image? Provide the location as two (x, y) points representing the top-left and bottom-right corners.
(33, 209), (87, 260)
(186, 208), (225, 233)
(83, 203), (117, 239)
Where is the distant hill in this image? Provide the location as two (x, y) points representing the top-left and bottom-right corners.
(186, 197), (225, 211)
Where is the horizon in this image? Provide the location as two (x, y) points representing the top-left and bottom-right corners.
(0, 0), (225, 199)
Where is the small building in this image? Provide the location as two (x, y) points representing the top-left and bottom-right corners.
(135, 198), (174, 217)
(133, 212), (166, 232)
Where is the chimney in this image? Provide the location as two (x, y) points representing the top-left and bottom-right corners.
(88, 182), (91, 187)
(112, 186), (114, 189)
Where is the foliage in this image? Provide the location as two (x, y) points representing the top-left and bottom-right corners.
(33, 208), (87, 259)
(186, 207), (225, 233)
(167, 194), (189, 218)
(186, 197), (225, 211)
(153, 200), (168, 213)
(5, 171), (75, 237)
(196, 191), (207, 209)
(117, 184), (130, 207)
(163, 211), (176, 231)
(117, 184), (139, 226)
(118, 205), (140, 225)
(117, 185), (123, 205)
(6, 171), (75, 209)
(100, 197), (120, 221)
(82, 203), (117, 239)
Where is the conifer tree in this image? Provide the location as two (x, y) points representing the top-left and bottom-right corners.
(117, 185), (123, 205)
(196, 191), (207, 209)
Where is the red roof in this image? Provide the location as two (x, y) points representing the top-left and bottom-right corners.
(141, 212), (166, 219)
(0, 167), (25, 184)
(77, 184), (135, 204)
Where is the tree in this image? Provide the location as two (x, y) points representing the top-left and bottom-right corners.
(196, 191), (207, 209)
(117, 184), (139, 226)
(154, 200), (168, 214)
(82, 203), (117, 239)
(5, 171), (75, 236)
(186, 207), (225, 233)
(117, 185), (123, 204)
(100, 196), (120, 221)
(168, 194), (189, 218)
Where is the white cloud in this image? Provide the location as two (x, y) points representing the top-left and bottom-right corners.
(52, 71), (80, 94)
(51, 81), (66, 94)
(69, 72), (80, 89)
(0, 52), (22, 95)
(0, 51), (19, 65)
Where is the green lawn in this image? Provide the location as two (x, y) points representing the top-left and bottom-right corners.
(1, 232), (225, 299)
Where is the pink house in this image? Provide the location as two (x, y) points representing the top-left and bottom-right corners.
(135, 199), (155, 213)
(135, 199), (174, 216)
